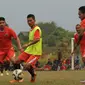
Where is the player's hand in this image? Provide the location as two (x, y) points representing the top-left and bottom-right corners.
(22, 44), (29, 48)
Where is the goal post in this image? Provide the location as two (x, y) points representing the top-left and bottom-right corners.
(71, 38), (74, 70)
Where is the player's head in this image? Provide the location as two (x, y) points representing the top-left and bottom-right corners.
(27, 14), (35, 28)
(0, 17), (6, 28)
(76, 24), (81, 29)
(75, 24), (81, 34)
(78, 6), (85, 20)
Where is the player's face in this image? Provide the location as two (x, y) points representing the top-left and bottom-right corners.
(76, 25), (80, 29)
(76, 28), (81, 34)
(78, 10), (85, 20)
(0, 20), (6, 28)
(27, 17), (35, 28)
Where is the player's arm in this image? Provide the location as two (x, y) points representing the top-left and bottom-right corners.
(15, 37), (23, 52)
(80, 21), (85, 35)
(71, 34), (78, 55)
(22, 30), (40, 48)
(22, 39), (40, 48)
(9, 28), (23, 52)
(73, 42), (78, 54)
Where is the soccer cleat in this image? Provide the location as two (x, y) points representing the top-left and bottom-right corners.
(0, 73), (3, 76)
(9, 80), (18, 83)
(30, 74), (36, 83)
(18, 79), (24, 83)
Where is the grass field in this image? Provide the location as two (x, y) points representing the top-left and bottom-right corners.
(0, 70), (85, 85)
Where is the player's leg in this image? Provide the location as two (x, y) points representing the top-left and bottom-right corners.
(0, 51), (6, 76)
(10, 52), (29, 83)
(80, 51), (85, 83)
(4, 60), (10, 75)
(81, 51), (85, 69)
(7, 48), (20, 69)
(7, 48), (22, 83)
(15, 52), (38, 82)
(82, 57), (85, 68)
(25, 55), (40, 82)
(7, 48), (16, 63)
(0, 62), (4, 76)
(15, 52), (30, 69)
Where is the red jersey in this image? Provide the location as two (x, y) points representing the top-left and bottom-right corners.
(80, 19), (85, 29)
(74, 32), (85, 53)
(0, 26), (17, 50)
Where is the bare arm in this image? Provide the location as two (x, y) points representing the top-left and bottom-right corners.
(15, 37), (23, 52)
(22, 38), (40, 48)
(23, 29), (40, 48)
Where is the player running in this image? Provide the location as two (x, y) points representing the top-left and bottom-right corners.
(72, 6), (85, 65)
(10, 14), (42, 83)
(0, 17), (23, 76)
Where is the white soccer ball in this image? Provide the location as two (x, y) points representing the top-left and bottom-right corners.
(12, 69), (24, 80)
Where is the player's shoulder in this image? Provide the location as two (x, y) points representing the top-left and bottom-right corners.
(35, 26), (40, 29)
(5, 27), (16, 34)
(74, 33), (78, 38)
(5, 26), (12, 30)
(34, 26), (41, 32)
(74, 32), (78, 36)
(6, 27), (14, 31)
(81, 19), (85, 23)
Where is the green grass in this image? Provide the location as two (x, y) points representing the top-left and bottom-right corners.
(0, 70), (85, 85)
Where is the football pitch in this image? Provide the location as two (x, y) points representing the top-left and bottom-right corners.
(0, 70), (85, 85)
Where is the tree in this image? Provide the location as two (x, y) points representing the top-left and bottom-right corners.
(47, 35), (56, 46)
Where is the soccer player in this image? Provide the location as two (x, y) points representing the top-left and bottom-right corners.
(10, 14), (42, 83)
(74, 24), (85, 67)
(79, 6), (85, 30)
(72, 6), (85, 57)
(74, 24), (85, 84)
(0, 17), (23, 76)
(72, 6), (85, 84)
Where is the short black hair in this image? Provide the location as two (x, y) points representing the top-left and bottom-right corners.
(27, 14), (35, 20)
(0, 17), (5, 21)
(76, 24), (80, 27)
(79, 6), (85, 13)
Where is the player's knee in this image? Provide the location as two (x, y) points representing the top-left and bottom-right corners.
(10, 57), (15, 63)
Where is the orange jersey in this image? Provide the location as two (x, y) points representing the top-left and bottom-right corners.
(30, 26), (40, 40)
(0, 26), (17, 50)
(34, 29), (40, 39)
(80, 19), (85, 29)
(74, 32), (85, 56)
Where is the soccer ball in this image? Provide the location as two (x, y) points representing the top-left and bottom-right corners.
(12, 69), (24, 80)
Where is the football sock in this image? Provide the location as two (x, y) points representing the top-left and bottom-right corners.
(27, 66), (35, 77)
